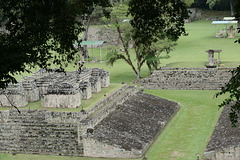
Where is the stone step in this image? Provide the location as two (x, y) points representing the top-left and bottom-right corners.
(88, 86), (136, 120)
(0, 146), (82, 155)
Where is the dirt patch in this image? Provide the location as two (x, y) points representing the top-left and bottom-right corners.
(171, 151), (185, 157)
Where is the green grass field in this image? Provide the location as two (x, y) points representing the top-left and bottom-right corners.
(1, 18), (239, 160)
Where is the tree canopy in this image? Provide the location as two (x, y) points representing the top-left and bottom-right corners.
(128, 0), (189, 46)
(182, 0), (194, 7)
(0, 0), (110, 89)
(106, 0), (188, 79)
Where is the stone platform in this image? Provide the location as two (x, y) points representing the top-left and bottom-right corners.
(141, 67), (233, 90)
(82, 92), (180, 158)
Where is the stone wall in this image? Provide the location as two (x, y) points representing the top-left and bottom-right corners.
(0, 84), (181, 159)
(85, 84), (129, 117)
(81, 92), (180, 158)
(42, 83), (81, 108)
(204, 145), (240, 160)
(204, 103), (240, 160)
(141, 67), (234, 90)
(0, 110), (85, 156)
(87, 27), (120, 47)
(83, 137), (140, 158)
(0, 84), (28, 107)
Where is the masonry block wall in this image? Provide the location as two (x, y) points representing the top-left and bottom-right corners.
(0, 85), (180, 158)
(0, 110), (86, 156)
(141, 68), (234, 90)
(204, 146), (240, 160)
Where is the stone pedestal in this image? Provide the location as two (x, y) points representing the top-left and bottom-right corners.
(79, 81), (92, 100)
(90, 77), (101, 93)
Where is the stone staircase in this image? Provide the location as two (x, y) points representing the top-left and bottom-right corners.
(0, 110), (83, 156)
(79, 85), (137, 133)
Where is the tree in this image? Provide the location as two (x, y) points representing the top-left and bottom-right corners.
(216, 66), (240, 127)
(80, 5), (111, 58)
(207, 0), (236, 16)
(105, 1), (183, 79)
(0, 0), (110, 89)
(129, 0), (189, 46)
(182, 0), (194, 7)
(216, 0), (240, 127)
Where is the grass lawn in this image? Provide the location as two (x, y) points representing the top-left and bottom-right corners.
(144, 90), (228, 160)
(1, 17), (239, 160)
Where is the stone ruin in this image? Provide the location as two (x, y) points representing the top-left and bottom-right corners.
(0, 83), (28, 107)
(204, 104), (240, 160)
(0, 68), (110, 109)
(0, 84), (180, 158)
(80, 91), (180, 158)
(140, 67), (233, 90)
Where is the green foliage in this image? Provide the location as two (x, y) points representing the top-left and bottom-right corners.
(0, 0), (110, 89)
(105, 0), (188, 79)
(235, 0), (240, 17)
(206, 0), (235, 12)
(181, 0), (194, 7)
(207, 0), (220, 9)
(128, 0), (189, 46)
(216, 66), (240, 127)
(215, 0), (240, 127)
(106, 48), (128, 66)
(144, 39), (176, 72)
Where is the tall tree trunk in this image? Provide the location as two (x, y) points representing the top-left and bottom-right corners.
(116, 21), (138, 77)
(82, 9), (96, 58)
(230, 0), (234, 16)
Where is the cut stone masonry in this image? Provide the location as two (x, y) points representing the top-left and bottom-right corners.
(0, 84), (179, 158)
(0, 68), (110, 108)
(141, 67), (233, 90)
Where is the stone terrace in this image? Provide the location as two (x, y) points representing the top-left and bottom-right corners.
(141, 67), (233, 90)
(0, 110), (85, 156)
(83, 92), (180, 158)
(204, 104), (240, 160)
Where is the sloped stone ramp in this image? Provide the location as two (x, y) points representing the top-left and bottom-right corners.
(82, 92), (180, 158)
(204, 104), (240, 160)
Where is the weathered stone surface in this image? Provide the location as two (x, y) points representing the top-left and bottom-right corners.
(141, 67), (233, 90)
(0, 83), (28, 107)
(0, 110), (85, 156)
(91, 68), (110, 88)
(82, 92), (179, 158)
(204, 104), (240, 160)
(0, 84), (180, 159)
(42, 83), (81, 108)
(87, 27), (120, 46)
(79, 85), (137, 134)
(90, 77), (101, 93)
(22, 79), (40, 102)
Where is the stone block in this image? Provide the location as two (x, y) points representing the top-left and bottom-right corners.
(0, 83), (28, 107)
